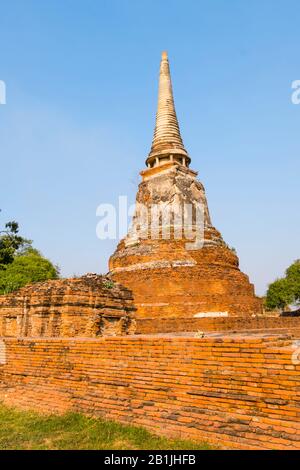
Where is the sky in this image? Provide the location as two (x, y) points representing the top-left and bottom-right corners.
(0, 0), (299, 296)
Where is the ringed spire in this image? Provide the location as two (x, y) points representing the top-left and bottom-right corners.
(146, 51), (190, 168)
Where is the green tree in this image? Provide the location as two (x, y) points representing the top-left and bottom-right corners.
(0, 212), (32, 269)
(265, 260), (300, 310)
(0, 248), (59, 294)
(265, 278), (294, 310)
(286, 260), (300, 301)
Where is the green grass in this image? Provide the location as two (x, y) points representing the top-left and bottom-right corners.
(0, 404), (213, 450)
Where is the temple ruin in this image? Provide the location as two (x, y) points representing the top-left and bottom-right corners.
(0, 53), (299, 450)
(110, 51), (262, 318)
(0, 274), (136, 338)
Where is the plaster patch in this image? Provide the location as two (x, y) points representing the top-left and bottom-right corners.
(194, 312), (229, 318)
(0, 340), (6, 365)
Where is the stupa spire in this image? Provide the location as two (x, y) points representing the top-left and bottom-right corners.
(146, 51), (190, 168)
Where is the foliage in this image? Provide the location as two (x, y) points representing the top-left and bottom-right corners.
(0, 404), (213, 450)
(103, 279), (114, 289)
(265, 260), (300, 310)
(286, 260), (300, 301)
(0, 212), (59, 293)
(265, 278), (294, 310)
(0, 248), (59, 294)
(0, 216), (32, 269)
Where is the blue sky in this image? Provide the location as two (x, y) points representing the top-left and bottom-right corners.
(0, 0), (299, 296)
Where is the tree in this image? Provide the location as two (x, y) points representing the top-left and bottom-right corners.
(265, 278), (294, 310)
(0, 248), (59, 294)
(286, 260), (300, 301)
(265, 260), (300, 310)
(0, 212), (32, 269)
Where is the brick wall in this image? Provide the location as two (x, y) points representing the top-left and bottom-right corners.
(136, 316), (300, 335)
(0, 334), (299, 450)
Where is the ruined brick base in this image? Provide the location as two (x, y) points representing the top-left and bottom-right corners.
(110, 163), (262, 318)
(0, 275), (136, 338)
(110, 243), (262, 318)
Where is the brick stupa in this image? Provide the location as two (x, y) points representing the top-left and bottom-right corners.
(109, 52), (262, 318)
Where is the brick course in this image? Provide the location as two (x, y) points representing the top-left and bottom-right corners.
(135, 316), (300, 335)
(0, 334), (299, 450)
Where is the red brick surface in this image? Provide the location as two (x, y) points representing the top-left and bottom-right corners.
(0, 275), (136, 337)
(0, 334), (299, 450)
(136, 316), (300, 335)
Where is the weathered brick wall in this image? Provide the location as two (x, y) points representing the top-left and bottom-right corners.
(136, 316), (300, 335)
(0, 334), (299, 450)
(0, 275), (136, 338)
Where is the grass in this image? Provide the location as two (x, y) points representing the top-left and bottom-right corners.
(0, 404), (213, 450)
